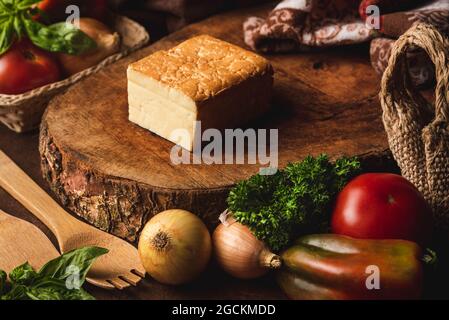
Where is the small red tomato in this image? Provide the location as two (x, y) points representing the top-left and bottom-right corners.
(0, 40), (61, 95)
(359, 0), (375, 20)
(37, 0), (61, 12)
(331, 173), (433, 245)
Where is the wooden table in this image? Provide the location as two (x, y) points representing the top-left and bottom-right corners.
(2, 125), (448, 300)
(39, 3), (394, 243)
(0, 125), (286, 300)
(1, 3), (448, 301)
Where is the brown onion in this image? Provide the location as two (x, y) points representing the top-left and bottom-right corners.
(57, 18), (120, 76)
(213, 212), (281, 279)
(138, 209), (212, 285)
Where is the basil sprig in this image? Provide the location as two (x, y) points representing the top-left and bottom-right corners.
(0, 0), (96, 56)
(0, 246), (108, 300)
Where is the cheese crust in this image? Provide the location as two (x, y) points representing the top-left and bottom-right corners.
(127, 35), (273, 151)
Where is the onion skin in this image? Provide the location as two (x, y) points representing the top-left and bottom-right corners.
(57, 18), (120, 76)
(138, 209), (212, 285)
(213, 219), (281, 279)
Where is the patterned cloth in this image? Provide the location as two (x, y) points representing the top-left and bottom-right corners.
(244, 0), (372, 52)
(243, 0), (449, 86)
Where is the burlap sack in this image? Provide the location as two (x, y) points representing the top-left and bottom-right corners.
(380, 23), (449, 230)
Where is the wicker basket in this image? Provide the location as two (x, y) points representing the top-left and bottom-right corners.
(0, 15), (149, 133)
(380, 23), (449, 230)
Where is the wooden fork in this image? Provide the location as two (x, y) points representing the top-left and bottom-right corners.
(0, 210), (59, 275)
(0, 150), (146, 290)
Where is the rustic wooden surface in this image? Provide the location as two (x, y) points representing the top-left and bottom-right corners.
(0, 127), (286, 299)
(1, 3), (448, 301)
(0, 150), (146, 290)
(1, 127), (449, 300)
(40, 4), (393, 242)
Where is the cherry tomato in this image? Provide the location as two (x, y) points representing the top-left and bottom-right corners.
(0, 40), (61, 95)
(331, 173), (433, 245)
(37, 0), (60, 12)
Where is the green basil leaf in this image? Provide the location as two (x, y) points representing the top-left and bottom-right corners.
(0, 1), (13, 14)
(9, 262), (38, 286)
(24, 19), (97, 55)
(1, 248), (104, 300)
(17, 0), (43, 10)
(27, 286), (95, 300)
(0, 17), (14, 56)
(37, 246), (108, 286)
(26, 279), (68, 300)
(26, 286), (65, 300)
(0, 270), (7, 295)
(31, 277), (68, 289)
(26, 278), (95, 300)
(64, 287), (95, 300)
(0, 284), (29, 300)
(13, 15), (23, 38)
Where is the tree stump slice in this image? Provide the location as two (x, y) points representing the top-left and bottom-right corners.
(39, 4), (392, 243)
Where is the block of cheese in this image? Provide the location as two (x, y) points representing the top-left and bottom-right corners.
(127, 35), (273, 151)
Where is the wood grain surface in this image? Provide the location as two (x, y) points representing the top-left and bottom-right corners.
(0, 126), (285, 299)
(2, 119), (449, 300)
(1, 3), (448, 301)
(39, 4), (394, 242)
(0, 150), (146, 290)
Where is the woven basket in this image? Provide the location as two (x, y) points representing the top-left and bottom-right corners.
(380, 23), (449, 230)
(0, 15), (149, 133)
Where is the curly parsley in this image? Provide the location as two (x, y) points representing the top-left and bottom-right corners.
(227, 155), (361, 251)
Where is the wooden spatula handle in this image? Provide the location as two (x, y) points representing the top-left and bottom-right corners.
(0, 150), (79, 242)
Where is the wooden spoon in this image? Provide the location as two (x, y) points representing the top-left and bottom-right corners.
(0, 150), (146, 290)
(0, 210), (59, 275)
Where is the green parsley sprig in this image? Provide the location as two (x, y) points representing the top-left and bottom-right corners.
(228, 155), (361, 251)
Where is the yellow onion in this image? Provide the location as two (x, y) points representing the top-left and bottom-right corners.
(57, 18), (120, 76)
(138, 209), (212, 285)
(213, 212), (281, 279)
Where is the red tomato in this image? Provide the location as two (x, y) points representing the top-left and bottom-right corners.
(331, 173), (433, 245)
(359, 0), (375, 20)
(0, 40), (61, 95)
(37, 0), (60, 12)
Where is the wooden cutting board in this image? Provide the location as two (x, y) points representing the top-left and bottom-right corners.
(39, 4), (392, 242)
